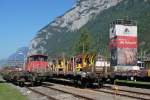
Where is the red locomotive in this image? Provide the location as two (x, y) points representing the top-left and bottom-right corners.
(25, 54), (49, 72)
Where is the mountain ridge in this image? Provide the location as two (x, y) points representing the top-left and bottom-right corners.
(28, 0), (150, 58)
(28, 0), (122, 56)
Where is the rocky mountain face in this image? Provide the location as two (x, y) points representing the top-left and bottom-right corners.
(28, 0), (122, 56)
(50, 0), (122, 31)
(28, 0), (150, 57)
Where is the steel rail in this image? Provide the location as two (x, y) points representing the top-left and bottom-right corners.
(103, 85), (150, 96)
(42, 85), (94, 100)
(27, 87), (58, 100)
(94, 88), (150, 100)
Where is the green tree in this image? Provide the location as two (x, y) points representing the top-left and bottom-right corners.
(75, 28), (92, 54)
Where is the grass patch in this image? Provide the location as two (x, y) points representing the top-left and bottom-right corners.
(0, 83), (27, 100)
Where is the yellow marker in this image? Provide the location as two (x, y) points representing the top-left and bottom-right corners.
(75, 64), (82, 72)
(61, 62), (64, 68)
(148, 69), (150, 77)
(114, 80), (119, 95)
(83, 62), (86, 67)
(76, 68), (80, 72)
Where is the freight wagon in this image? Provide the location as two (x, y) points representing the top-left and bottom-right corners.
(48, 53), (110, 87)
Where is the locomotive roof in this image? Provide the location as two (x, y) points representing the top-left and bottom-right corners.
(28, 54), (48, 57)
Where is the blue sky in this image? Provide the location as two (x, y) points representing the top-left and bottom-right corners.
(0, 0), (75, 59)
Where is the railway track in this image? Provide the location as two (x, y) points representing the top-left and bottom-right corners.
(93, 86), (150, 100)
(28, 81), (150, 100)
(43, 81), (150, 100)
(43, 82), (147, 100)
(27, 87), (57, 100)
(103, 85), (150, 96)
(27, 85), (94, 100)
(42, 85), (94, 100)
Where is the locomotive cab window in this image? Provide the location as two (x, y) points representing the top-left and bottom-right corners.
(28, 55), (48, 61)
(59, 68), (63, 71)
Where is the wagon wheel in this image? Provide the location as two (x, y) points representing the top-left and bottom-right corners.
(31, 76), (36, 86)
(19, 78), (25, 87)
